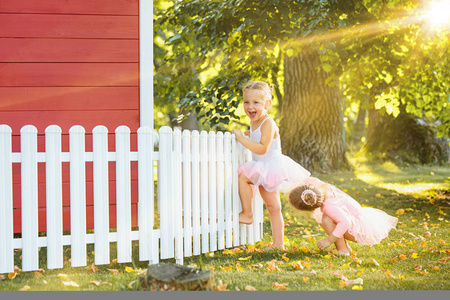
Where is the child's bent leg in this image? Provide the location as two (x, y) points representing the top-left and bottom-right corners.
(238, 173), (254, 224)
(320, 215), (352, 255)
(259, 187), (284, 249)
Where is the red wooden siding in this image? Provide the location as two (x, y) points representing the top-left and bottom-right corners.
(0, 0), (140, 233)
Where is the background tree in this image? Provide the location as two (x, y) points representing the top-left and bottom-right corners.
(155, 0), (450, 169)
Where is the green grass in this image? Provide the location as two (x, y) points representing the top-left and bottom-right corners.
(1, 158), (449, 291)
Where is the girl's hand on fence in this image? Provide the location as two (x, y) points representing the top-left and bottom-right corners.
(231, 129), (244, 141)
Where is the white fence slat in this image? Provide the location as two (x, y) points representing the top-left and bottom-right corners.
(182, 130), (192, 257)
(21, 125), (39, 271)
(173, 129), (183, 264)
(137, 126), (155, 263)
(45, 125), (63, 269)
(200, 131), (209, 253)
(116, 126), (132, 263)
(224, 132), (233, 248)
(231, 134), (240, 246)
(191, 131), (201, 255)
(92, 126), (110, 265)
(216, 132), (225, 250)
(0, 125), (14, 273)
(238, 143), (248, 245)
(69, 125), (87, 267)
(208, 131), (217, 252)
(159, 126), (174, 259)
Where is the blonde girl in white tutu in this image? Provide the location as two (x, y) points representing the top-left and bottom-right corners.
(288, 177), (398, 256)
(232, 80), (311, 250)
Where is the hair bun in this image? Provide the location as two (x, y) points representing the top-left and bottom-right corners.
(301, 189), (317, 205)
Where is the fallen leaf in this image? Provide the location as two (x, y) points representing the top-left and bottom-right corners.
(33, 271), (43, 277)
(62, 281), (79, 288)
(127, 280), (137, 289)
(266, 260), (281, 272)
(399, 254), (407, 260)
(370, 258), (380, 266)
(249, 263), (263, 268)
(107, 269), (119, 274)
(111, 259), (118, 264)
(239, 255), (252, 261)
(290, 261), (304, 270)
(244, 285), (256, 291)
(214, 280), (229, 291)
(411, 253), (419, 259)
(86, 263), (99, 273)
(220, 266), (233, 272)
(302, 277), (310, 283)
(125, 266), (135, 273)
(387, 257), (398, 261)
(396, 209), (405, 215)
(272, 282), (288, 290)
(8, 272), (17, 280)
(429, 265), (439, 270)
(352, 285), (363, 290)
(90, 281), (101, 286)
(58, 273), (68, 278)
(279, 253), (289, 262)
(19, 285), (30, 291)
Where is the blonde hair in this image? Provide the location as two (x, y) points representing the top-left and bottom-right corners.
(288, 184), (326, 211)
(243, 80), (273, 100)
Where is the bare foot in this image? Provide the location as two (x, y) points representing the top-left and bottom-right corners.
(265, 243), (285, 251)
(344, 241), (353, 254)
(336, 250), (351, 257)
(239, 212), (253, 225)
(329, 247), (351, 256)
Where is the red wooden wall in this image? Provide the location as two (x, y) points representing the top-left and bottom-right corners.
(0, 0), (140, 233)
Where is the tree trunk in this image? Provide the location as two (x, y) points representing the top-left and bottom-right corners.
(281, 49), (348, 171)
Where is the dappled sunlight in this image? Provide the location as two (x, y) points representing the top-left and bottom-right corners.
(377, 182), (449, 196)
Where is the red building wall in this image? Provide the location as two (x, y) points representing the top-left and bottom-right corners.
(0, 0), (140, 233)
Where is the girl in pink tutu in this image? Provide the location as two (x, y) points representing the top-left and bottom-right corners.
(231, 80), (311, 249)
(288, 177), (398, 256)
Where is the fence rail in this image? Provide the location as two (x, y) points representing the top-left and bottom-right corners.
(0, 124), (263, 273)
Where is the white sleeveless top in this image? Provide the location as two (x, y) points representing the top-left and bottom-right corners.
(249, 117), (282, 162)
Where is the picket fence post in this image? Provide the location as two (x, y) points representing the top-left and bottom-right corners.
(21, 125), (39, 271)
(159, 126), (174, 259)
(69, 125), (87, 267)
(0, 125), (14, 274)
(93, 125), (110, 265)
(45, 125), (64, 269)
(191, 130), (201, 255)
(137, 126), (155, 263)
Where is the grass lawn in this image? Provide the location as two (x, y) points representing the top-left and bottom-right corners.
(1, 157), (449, 291)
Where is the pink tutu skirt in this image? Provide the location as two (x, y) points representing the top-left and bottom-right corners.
(238, 154), (311, 193)
(313, 207), (398, 245)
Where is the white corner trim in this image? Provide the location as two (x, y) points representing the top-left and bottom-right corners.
(139, 0), (154, 129)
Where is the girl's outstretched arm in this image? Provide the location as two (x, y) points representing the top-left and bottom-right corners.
(231, 120), (276, 155)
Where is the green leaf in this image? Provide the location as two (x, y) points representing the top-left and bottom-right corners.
(286, 49), (295, 57)
(168, 34), (181, 43)
(321, 63), (333, 73)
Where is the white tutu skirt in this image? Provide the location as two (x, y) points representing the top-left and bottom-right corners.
(238, 154), (311, 193)
(313, 207), (398, 245)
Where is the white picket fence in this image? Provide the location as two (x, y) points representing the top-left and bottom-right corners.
(0, 124), (264, 273)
